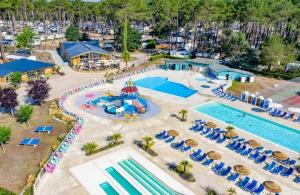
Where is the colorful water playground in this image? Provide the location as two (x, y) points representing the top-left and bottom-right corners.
(89, 80), (147, 115)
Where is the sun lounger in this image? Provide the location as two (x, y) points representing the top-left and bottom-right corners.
(201, 128), (210, 135)
(262, 149), (272, 156)
(190, 149), (202, 159)
(227, 173), (239, 182)
(264, 161), (276, 171)
(280, 167), (294, 177)
(218, 166), (232, 176)
(172, 141), (184, 149)
(202, 159), (214, 167)
(241, 148), (252, 156)
(210, 132), (220, 140)
(271, 165), (284, 174)
(212, 162), (225, 172)
(156, 131), (166, 139)
(161, 134), (169, 140)
(181, 145), (191, 152)
(165, 136), (175, 143)
(231, 143), (241, 151)
(283, 113), (292, 119)
(249, 151), (259, 160)
(294, 116), (300, 123)
(236, 145), (247, 154)
(230, 96), (238, 101)
(194, 153), (207, 162)
(226, 140), (237, 148)
(287, 159), (296, 165)
(237, 176), (250, 188)
(244, 180), (257, 191)
(294, 176), (300, 183)
(206, 131), (216, 138)
(216, 136), (226, 143)
(251, 184), (264, 194)
(255, 155), (266, 164)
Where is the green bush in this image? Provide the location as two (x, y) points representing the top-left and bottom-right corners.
(86, 141), (124, 156)
(83, 142), (98, 155)
(53, 113), (63, 120)
(17, 105), (34, 124)
(0, 187), (16, 195)
(149, 54), (165, 61)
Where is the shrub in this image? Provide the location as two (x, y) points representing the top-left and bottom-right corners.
(149, 54), (165, 61)
(85, 141), (124, 156)
(0, 187), (16, 195)
(17, 105), (33, 124)
(83, 142), (98, 155)
(53, 113), (63, 120)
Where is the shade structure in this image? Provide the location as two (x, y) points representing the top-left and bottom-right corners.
(288, 107), (300, 113)
(167, 130), (179, 137)
(247, 140), (261, 148)
(207, 151), (222, 160)
(263, 181), (282, 193)
(233, 165), (250, 176)
(272, 151), (288, 161)
(225, 131), (238, 138)
(185, 139), (198, 147)
(205, 122), (217, 129)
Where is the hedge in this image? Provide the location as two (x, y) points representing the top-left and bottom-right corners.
(85, 141), (124, 156)
(0, 187), (16, 195)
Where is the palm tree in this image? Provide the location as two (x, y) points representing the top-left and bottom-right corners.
(227, 187), (236, 195)
(178, 109), (188, 121)
(179, 160), (192, 174)
(110, 133), (122, 145)
(226, 126), (234, 132)
(122, 14), (130, 70)
(142, 136), (155, 151)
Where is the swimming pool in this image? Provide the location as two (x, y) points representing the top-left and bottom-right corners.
(99, 182), (119, 195)
(194, 102), (300, 153)
(218, 71), (251, 80)
(118, 158), (176, 195)
(135, 77), (197, 98)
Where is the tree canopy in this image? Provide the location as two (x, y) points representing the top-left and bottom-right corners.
(16, 27), (36, 48)
(0, 125), (12, 154)
(27, 79), (51, 105)
(65, 25), (81, 41)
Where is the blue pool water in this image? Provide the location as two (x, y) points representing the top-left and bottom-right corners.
(118, 158), (176, 195)
(135, 77), (197, 98)
(194, 102), (300, 152)
(218, 71), (251, 80)
(106, 167), (141, 195)
(99, 182), (119, 195)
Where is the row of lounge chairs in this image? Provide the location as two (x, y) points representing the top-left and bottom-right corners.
(269, 108), (300, 122)
(264, 161), (294, 177)
(212, 88), (238, 101)
(190, 124), (227, 144)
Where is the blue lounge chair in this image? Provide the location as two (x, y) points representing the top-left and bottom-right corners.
(241, 148), (252, 156)
(19, 138), (31, 145)
(227, 173), (239, 182)
(236, 145), (247, 154)
(263, 149), (273, 156)
(244, 180), (257, 191)
(191, 124), (199, 130)
(206, 131), (216, 139)
(194, 153), (207, 162)
(252, 184), (264, 194)
(237, 176), (250, 188)
(294, 176), (300, 183)
(156, 130), (166, 139)
(294, 116), (300, 123)
(201, 128), (210, 135)
(161, 134), (169, 140)
(271, 165), (284, 174)
(230, 96), (238, 101)
(249, 151), (259, 160)
(181, 145), (191, 152)
(212, 162), (225, 172)
(287, 159), (296, 166)
(263, 161), (276, 171)
(172, 141), (184, 149)
(210, 133), (220, 140)
(255, 155), (266, 164)
(216, 136), (226, 144)
(190, 149), (201, 159)
(226, 140), (237, 148)
(231, 143), (241, 151)
(283, 113), (292, 119)
(194, 126), (204, 133)
(280, 167), (294, 177)
(165, 136), (175, 143)
(202, 159), (214, 167)
(218, 166), (232, 176)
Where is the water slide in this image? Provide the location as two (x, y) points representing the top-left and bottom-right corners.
(106, 103), (130, 114)
(132, 99), (146, 113)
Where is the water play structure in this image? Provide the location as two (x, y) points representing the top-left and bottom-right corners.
(89, 80), (147, 115)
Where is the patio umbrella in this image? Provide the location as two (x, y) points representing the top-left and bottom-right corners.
(205, 122), (217, 129)
(207, 151), (222, 160)
(272, 151), (288, 161)
(263, 181), (282, 194)
(288, 107), (300, 113)
(247, 140), (261, 148)
(168, 130), (179, 137)
(233, 165), (250, 176)
(225, 131), (238, 139)
(185, 139), (198, 147)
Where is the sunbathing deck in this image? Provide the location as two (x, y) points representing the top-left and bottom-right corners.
(36, 69), (299, 195)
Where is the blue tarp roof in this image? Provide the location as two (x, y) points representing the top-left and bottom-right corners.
(0, 59), (54, 76)
(62, 41), (111, 58)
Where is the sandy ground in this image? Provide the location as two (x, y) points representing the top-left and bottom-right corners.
(36, 70), (300, 195)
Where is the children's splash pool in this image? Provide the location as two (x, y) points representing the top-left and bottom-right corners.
(135, 77), (197, 98)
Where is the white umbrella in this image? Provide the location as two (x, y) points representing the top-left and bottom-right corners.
(288, 107), (300, 113)
(270, 103), (283, 108)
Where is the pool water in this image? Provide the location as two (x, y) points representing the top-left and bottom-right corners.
(194, 102), (300, 153)
(135, 77), (197, 98)
(106, 167), (141, 195)
(218, 71), (251, 80)
(99, 182), (119, 195)
(118, 158), (175, 195)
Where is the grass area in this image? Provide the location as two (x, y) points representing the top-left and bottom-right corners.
(227, 80), (262, 96)
(0, 101), (69, 193)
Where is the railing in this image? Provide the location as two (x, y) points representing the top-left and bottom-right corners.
(30, 66), (158, 195)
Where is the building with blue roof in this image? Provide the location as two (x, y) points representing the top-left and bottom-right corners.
(0, 58), (54, 83)
(60, 41), (119, 70)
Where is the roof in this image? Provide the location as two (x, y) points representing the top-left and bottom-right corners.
(209, 63), (253, 76)
(62, 41), (111, 58)
(165, 59), (187, 64)
(0, 59), (54, 77)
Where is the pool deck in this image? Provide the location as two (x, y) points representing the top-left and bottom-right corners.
(37, 69), (300, 195)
